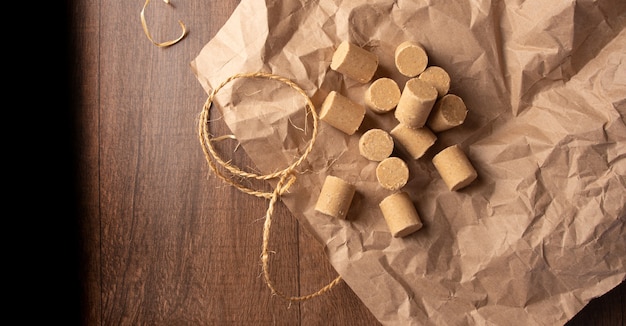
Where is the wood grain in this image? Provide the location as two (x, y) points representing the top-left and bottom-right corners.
(68, 0), (624, 325)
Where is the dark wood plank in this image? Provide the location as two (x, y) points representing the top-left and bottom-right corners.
(71, 0), (625, 325)
(69, 0), (101, 325)
(96, 0), (298, 324)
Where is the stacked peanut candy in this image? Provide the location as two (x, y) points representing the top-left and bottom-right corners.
(314, 41), (477, 238)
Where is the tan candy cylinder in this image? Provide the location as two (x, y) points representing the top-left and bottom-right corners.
(419, 66), (450, 98)
(330, 41), (379, 83)
(379, 191), (423, 238)
(394, 41), (428, 77)
(394, 78), (438, 128)
(319, 91), (365, 135)
(376, 157), (409, 191)
(432, 145), (477, 191)
(365, 77), (401, 113)
(390, 124), (437, 159)
(359, 128), (394, 161)
(427, 94), (468, 132)
(315, 175), (356, 219)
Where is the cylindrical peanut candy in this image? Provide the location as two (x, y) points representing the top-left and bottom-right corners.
(319, 91), (365, 135)
(379, 191), (423, 238)
(315, 175), (356, 219)
(432, 145), (477, 191)
(427, 94), (468, 132)
(394, 41), (428, 78)
(330, 41), (379, 83)
(418, 66), (450, 98)
(365, 77), (401, 114)
(359, 128), (394, 162)
(376, 157), (409, 191)
(390, 124), (437, 160)
(394, 78), (438, 129)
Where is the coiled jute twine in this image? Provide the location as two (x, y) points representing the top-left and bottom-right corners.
(197, 72), (343, 302)
(139, 0), (341, 302)
(140, 0), (187, 48)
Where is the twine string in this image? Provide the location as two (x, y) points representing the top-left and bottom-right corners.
(197, 71), (342, 301)
(141, 0), (187, 47)
(261, 172), (343, 301)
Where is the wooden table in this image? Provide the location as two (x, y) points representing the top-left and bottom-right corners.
(65, 0), (624, 324)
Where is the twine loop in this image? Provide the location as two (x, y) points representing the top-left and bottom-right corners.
(140, 0), (187, 48)
(197, 71), (342, 301)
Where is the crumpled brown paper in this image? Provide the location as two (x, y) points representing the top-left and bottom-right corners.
(191, 0), (626, 324)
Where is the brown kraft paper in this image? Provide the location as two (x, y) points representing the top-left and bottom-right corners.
(191, 0), (626, 324)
